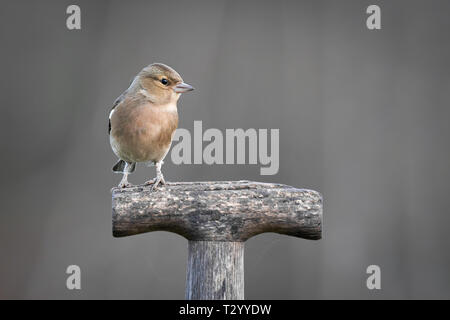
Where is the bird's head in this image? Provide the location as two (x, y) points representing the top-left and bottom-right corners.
(138, 63), (194, 105)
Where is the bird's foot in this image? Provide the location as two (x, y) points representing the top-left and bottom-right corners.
(144, 176), (166, 190)
(118, 182), (133, 188)
(152, 177), (166, 190)
(144, 178), (156, 185)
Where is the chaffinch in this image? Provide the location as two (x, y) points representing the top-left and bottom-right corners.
(109, 63), (194, 188)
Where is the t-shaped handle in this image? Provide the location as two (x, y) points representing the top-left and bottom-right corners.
(112, 181), (323, 299)
(112, 181), (322, 241)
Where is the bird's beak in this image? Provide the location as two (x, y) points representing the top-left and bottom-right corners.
(174, 82), (194, 93)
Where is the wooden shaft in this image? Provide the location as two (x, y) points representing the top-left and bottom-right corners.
(185, 241), (244, 300)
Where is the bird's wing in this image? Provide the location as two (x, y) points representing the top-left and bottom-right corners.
(108, 93), (126, 135)
(108, 76), (139, 135)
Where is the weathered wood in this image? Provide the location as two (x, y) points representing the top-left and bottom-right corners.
(186, 241), (244, 300)
(112, 180), (322, 241)
(111, 180), (323, 300)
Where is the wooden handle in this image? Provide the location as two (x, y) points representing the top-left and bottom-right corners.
(186, 241), (244, 300)
(112, 181), (322, 242)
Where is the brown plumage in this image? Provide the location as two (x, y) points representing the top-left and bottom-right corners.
(109, 63), (194, 188)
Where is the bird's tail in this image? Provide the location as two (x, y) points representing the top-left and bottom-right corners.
(112, 160), (136, 173)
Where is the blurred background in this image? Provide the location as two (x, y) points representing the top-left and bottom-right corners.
(1, 0), (449, 299)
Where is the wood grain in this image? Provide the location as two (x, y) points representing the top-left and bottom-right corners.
(185, 241), (244, 300)
(112, 180), (322, 241)
(111, 180), (323, 300)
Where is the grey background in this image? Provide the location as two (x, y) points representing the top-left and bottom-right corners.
(1, 0), (449, 299)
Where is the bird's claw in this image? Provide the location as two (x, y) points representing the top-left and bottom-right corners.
(118, 182), (132, 188)
(145, 177), (166, 190)
(151, 179), (165, 190)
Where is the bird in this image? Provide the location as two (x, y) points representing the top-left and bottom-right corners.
(108, 63), (194, 189)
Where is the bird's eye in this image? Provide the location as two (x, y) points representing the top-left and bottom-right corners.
(161, 78), (169, 85)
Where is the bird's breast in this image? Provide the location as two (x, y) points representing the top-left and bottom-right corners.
(110, 100), (179, 163)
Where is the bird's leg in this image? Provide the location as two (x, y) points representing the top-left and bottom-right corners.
(155, 160), (166, 185)
(118, 172), (130, 188)
(118, 162), (133, 188)
(145, 160), (166, 189)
